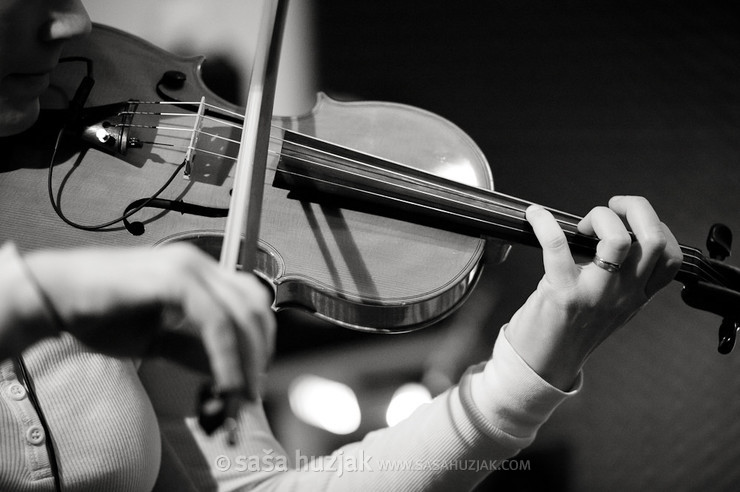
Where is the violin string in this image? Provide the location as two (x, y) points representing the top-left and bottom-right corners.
(129, 103), (576, 223)
(112, 123), (242, 145)
(267, 161), (730, 286)
(119, 104), (577, 220)
(132, 128), (566, 237)
(118, 110), (244, 130)
(116, 117), (584, 232)
(122, 104), (691, 238)
(125, 133), (720, 288)
(126, 101), (245, 119)
(276, 134), (584, 232)
(125, 102), (568, 221)
(174, 154), (726, 284)
(281, 128), (575, 216)
(678, 245), (728, 286)
(119, 104), (585, 225)
(109, 105), (709, 253)
(272, 140), (730, 285)
(120, 103), (727, 287)
(273, 141), (728, 286)
(285, 136), (583, 229)
(272, 165), (581, 243)
(272, 147), (602, 251)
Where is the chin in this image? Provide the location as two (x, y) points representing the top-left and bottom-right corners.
(0, 98), (41, 137)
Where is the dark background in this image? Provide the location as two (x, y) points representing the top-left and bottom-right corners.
(269, 2), (740, 491)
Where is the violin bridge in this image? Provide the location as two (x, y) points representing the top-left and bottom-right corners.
(183, 96), (207, 179)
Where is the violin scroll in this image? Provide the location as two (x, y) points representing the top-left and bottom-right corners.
(707, 223), (732, 261)
(680, 223), (740, 354)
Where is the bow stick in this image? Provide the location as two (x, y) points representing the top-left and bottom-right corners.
(199, 0), (289, 445)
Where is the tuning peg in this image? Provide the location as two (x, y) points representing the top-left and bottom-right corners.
(718, 318), (740, 354)
(704, 224), (737, 353)
(707, 223), (732, 260)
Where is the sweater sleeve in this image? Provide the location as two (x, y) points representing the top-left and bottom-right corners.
(147, 327), (579, 491)
(0, 242), (58, 360)
(246, 328), (579, 491)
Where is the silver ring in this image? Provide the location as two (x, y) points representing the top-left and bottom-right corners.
(592, 255), (622, 273)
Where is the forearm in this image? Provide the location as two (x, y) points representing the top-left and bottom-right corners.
(0, 243), (58, 359)
(243, 330), (577, 492)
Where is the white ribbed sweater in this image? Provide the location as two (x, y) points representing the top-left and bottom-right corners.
(1, 243), (576, 491)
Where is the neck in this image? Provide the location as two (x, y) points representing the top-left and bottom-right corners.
(273, 128), (721, 288)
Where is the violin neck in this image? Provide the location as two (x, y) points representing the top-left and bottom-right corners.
(274, 129), (713, 286)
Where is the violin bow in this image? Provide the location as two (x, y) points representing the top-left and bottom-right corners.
(221, 0), (288, 271)
(199, 0), (289, 444)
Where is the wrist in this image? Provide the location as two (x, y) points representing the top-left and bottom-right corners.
(464, 329), (580, 446)
(505, 290), (586, 390)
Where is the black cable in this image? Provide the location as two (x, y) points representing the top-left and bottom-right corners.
(46, 57), (190, 232)
(46, 125), (187, 232)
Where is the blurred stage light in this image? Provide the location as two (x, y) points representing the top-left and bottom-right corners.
(288, 375), (361, 435)
(386, 382), (432, 427)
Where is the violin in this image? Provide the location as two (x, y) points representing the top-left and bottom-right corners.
(1, 24), (739, 351)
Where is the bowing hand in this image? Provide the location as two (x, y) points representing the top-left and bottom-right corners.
(24, 243), (276, 400)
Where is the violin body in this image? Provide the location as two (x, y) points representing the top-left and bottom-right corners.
(0, 24), (500, 332)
